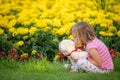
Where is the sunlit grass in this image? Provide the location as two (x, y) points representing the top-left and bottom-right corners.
(18, 58), (53, 72)
(0, 57), (120, 80)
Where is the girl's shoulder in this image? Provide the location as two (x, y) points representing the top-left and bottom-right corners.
(86, 37), (99, 50)
(86, 37), (98, 45)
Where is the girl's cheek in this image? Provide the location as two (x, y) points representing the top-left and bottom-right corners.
(74, 39), (82, 46)
(74, 39), (78, 44)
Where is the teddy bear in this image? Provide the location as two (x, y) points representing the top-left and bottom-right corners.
(59, 39), (88, 70)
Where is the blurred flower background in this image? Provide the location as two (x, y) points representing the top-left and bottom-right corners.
(0, 0), (120, 61)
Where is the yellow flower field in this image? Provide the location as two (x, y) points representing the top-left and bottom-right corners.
(0, 0), (120, 60)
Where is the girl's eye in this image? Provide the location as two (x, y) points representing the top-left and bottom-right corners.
(74, 35), (77, 38)
(72, 33), (78, 39)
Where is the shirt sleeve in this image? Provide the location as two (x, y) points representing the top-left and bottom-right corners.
(86, 42), (98, 53)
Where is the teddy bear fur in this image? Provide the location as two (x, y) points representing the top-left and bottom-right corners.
(59, 39), (88, 65)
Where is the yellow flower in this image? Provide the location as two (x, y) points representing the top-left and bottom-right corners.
(100, 23), (108, 27)
(35, 19), (47, 28)
(54, 55), (60, 61)
(9, 28), (18, 37)
(29, 27), (37, 35)
(23, 35), (28, 40)
(56, 22), (75, 35)
(112, 15), (120, 23)
(61, 13), (75, 23)
(0, 4), (10, 15)
(52, 18), (61, 27)
(56, 27), (66, 35)
(17, 27), (29, 35)
(20, 53), (28, 59)
(99, 31), (114, 37)
(108, 26), (117, 32)
(21, 53), (28, 57)
(52, 28), (58, 34)
(7, 19), (17, 28)
(68, 35), (73, 40)
(16, 41), (24, 46)
(0, 28), (4, 34)
(31, 50), (37, 55)
(107, 32), (114, 36)
(0, 17), (8, 28)
(117, 30), (120, 37)
(9, 28), (16, 32)
(12, 32), (18, 37)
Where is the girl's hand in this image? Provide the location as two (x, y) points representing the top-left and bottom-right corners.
(73, 59), (78, 63)
(87, 57), (93, 61)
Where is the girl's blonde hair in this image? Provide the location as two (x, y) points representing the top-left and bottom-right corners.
(70, 22), (96, 45)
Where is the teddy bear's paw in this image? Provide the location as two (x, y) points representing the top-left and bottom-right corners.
(64, 64), (72, 70)
(70, 70), (78, 73)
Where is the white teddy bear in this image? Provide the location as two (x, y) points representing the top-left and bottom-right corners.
(59, 39), (88, 70)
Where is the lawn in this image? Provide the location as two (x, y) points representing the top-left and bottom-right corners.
(0, 58), (120, 80)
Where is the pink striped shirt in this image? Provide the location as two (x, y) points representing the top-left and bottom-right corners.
(86, 37), (114, 71)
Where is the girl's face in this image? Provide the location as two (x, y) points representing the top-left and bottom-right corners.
(72, 33), (82, 46)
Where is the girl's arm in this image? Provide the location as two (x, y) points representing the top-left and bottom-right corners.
(87, 48), (102, 67)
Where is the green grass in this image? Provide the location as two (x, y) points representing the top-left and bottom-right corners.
(0, 58), (120, 80)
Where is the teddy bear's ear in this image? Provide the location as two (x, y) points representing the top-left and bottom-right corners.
(59, 44), (66, 51)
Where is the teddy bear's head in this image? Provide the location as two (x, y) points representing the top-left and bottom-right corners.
(59, 39), (88, 65)
(59, 39), (76, 56)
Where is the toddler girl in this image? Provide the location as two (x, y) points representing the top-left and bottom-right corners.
(70, 22), (114, 73)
